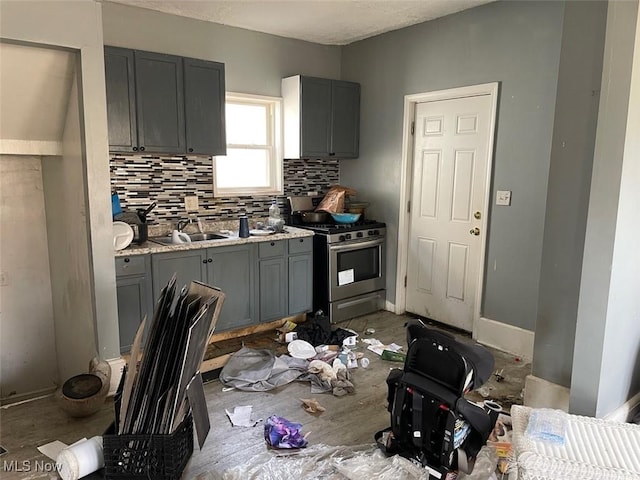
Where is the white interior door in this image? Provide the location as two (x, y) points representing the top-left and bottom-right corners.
(405, 94), (492, 331)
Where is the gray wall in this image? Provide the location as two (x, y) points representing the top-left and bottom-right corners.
(0, 156), (58, 401)
(534, 1), (607, 388)
(102, 2), (341, 97)
(341, 0), (564, 331)
(571, 0), (640, 417)
(0, 0), (119, 399)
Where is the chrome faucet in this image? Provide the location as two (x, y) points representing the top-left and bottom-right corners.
(176, 219), (191, 232)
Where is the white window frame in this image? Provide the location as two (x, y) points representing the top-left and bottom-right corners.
(213, 92), (283, 197)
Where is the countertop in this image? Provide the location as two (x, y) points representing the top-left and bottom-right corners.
(114, 225), (314, 257)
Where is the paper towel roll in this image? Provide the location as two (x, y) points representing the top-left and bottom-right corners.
(56, 436), (104, 480)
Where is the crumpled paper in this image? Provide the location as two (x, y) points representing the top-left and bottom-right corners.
(225, 405), (260, 427)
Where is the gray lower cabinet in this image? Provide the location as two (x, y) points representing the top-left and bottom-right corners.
(115, 255), (153, 354)
(149, 238), (312, 334)
(288, 237), (313, 315)
(207, 245), (257, 332)
(258, 241), (288, 322)
(151, 244), (256, 333)
(151, 249), (207, 298)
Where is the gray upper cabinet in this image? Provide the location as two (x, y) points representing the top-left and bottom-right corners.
(135, 51), (185, 154)
(282, 75), (360, 159)
(330, 81), (360, 158)
(104, 47), (226, 156)
(104, 47), (137, 152)
(184, 58), (226, 156)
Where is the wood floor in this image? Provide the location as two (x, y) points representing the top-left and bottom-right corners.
(0, 311), (530, 479)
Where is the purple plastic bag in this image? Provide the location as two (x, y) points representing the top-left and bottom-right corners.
(264, 415), (308, 448)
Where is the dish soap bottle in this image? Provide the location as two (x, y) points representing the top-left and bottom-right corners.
(268, 200), (284, 233)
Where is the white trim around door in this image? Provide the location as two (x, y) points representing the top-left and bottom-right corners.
(395, 82), (499, 339)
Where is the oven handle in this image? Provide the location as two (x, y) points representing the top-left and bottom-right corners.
(328, 237), (385, 252)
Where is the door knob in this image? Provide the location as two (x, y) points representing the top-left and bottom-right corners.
(470, 227), (480, 236)
(474, 211), (481, 219)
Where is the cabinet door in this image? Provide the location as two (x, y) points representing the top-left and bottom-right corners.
(288, 253), (313, 315)
(207, 245), (256, 332)
(104, 47), (138, 152)
(331, 80), (360, 158)
(259, 257), (287, 322)
(134, 51), (186, 153)
(300, 76), (332, 158)
(116, 276), (149, 354)
(184, 58), (226, 155)
(151, 249), (207, 301)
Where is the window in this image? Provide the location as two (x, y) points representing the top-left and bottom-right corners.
(213, 93), (283, 197)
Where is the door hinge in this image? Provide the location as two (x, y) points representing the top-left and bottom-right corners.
(407, 201), (411, 213)
(411, 122), (415, 135)
(404, 275), (407, 288)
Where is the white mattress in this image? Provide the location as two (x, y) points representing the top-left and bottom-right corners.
(511, 405), (640, 480)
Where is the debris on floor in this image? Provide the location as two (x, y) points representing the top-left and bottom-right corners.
(300, 398), (325, 415)
(264, 415), (309, 449)
(225, 405), (260, 427)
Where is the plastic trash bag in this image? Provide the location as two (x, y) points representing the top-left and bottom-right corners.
(210, 444), (432, 480)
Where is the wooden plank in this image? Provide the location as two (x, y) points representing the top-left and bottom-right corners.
(201, 353), (233, 373)
(206, 313), (304, 344)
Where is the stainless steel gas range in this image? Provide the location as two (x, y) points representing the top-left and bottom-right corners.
(294, 220), (386, 323)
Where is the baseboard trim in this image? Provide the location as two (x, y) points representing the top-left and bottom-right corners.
(384, 300), (396, 313)
(106, 357), (126, 397)
(476, 316), (534, 360)
(524, 374), (570, 411)
(605, 391), (640, 423)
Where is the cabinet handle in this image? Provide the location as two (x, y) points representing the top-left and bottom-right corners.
(299, 239), (304, 242)
(124, 258), (130, 263)
(208, 258), (212, 263)
(132, 147), (138, 152)
(139, 146), (145, 151)
(202, 259), (207, 264)
(329, 152), (336, 156)
(270, 242), (275, 246)
(188, 148), (194, 153)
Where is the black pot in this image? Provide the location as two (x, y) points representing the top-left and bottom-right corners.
(131, 223), (148, 244)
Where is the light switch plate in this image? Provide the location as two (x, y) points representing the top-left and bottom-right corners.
(185, 195), (199, 212)
(496, 190), (511, 206)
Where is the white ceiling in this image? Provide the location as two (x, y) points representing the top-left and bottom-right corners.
(105, 0), (495, 46)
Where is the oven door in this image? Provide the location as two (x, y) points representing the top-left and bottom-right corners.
(328, 237), (385, 302)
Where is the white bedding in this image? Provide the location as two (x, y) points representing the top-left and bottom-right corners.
(511, 405), (640, 480)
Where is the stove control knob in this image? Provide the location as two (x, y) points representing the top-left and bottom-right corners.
(339, 235), (346, 242)
(346, 234), (352, 240)
(357, 232), (363, 238)
(368, 230), (373, 235)
(373, 230), (379, 236)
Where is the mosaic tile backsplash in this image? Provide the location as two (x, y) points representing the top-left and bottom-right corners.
(109, 155), (340, 224)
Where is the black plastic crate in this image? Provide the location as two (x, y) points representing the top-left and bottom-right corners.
(103, 415), (193, 480)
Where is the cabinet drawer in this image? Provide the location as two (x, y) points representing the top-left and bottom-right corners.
(289, 237), (313, 255)
(115, 255), (147, 277)
(259, 240), (285, 258)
